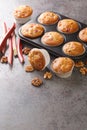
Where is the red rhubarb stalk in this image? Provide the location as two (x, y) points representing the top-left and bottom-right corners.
(3, 22), (7, 34)
(12, 32), (17, 57)
(0, 23), (16, 52)
(2, 22), (7, 53)
(8, 37), (13, 65)
(17, 38), (24, 63)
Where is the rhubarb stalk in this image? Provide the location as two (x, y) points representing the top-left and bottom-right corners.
(12, 32), (17, 57)
(8, 36), (13, 65)
(2, 22), (7, 53)
(0, 23), (16, 52)
(17, 38), (24, 63)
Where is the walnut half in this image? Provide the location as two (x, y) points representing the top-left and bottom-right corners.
(44, 71), (53, 79)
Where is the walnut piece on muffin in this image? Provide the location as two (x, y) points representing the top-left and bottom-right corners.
(21, 23), (44, 38)
(41, 31), (64, 46)
(57, 19), (79, 34)
(38, 11), (59, 25)
(62, 41), (85, 56)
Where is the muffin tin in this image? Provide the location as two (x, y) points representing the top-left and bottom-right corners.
(18, 11), (87, 60)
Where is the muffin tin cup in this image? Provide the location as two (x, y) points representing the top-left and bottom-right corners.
(18, 11), (87, 61)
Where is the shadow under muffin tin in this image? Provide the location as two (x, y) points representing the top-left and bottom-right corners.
(18, 11), (87, 60)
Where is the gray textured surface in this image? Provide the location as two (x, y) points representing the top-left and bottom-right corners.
(0, 0), (87, 130)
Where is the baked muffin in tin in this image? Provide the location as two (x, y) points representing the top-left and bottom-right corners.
(62, 41), (85, 57)
(38, 11), (59, 25)
(21, 23), (44, 38)
(41, 31), (64, 46)
(57, 19), (79, 34)
(79, 27), (87, 42)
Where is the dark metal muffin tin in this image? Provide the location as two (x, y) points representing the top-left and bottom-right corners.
(18, 12), (87, 60)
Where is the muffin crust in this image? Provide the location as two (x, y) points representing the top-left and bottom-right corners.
(51, 57), (74, 73)
(14, 5), (33, 18)
(28, 49), (45, 70)
(38, 11), (59, 25)
(21, 23), (44, 38)
(63, 41), (85, 56)
(57, 19), (79, 34)
(41, 31), (64, 46)
(79, 27), (87, 42)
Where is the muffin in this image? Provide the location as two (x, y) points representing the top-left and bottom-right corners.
(13, 5), (33, 24)
(41, 31), (64, 46)
(51, 57), (74, 78)
(28, 48), (50, 70)
(79, 27), (87, 42)
(38, 11), (59, 25)
(62, 41), (85, 56)
(57, 19), (79, 34)
(21, 23), (44, 38)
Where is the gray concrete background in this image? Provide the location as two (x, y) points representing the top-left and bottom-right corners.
(0, 0), (87, 130)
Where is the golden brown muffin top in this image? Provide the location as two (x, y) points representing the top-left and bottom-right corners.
(28, 49), (45, 70)
(79, 27), (87, 42)
(41, 31), (64, 46)
(51, 57), (74, 73)
(63, 41), (85, 56)
(21, 23), (44, 38)
(38, 11), (59, 25)
(57, 19), (79, 34)
(14, 5), (33, 18)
